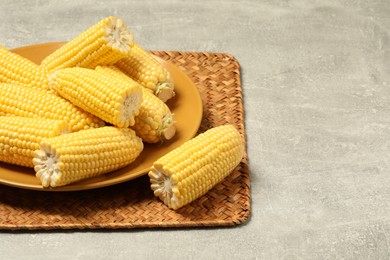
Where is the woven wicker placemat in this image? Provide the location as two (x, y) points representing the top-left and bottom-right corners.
(0, 51), (250, 230)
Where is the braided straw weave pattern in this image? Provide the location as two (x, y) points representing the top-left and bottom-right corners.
(0, 51), (250, 230)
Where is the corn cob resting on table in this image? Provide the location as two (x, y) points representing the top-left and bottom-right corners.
(149, 125), (244, 210)
(41, 16), (134, 71)
(0, 116), (69, 168)
(0, 83), (105, 132)
(33, 127), (143, 188)
(95, 66), (176, 143)
(0, 45), (50, 91)
(115, 43), (175, 102)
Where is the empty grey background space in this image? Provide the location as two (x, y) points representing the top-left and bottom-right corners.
(1, 0), (390, 259)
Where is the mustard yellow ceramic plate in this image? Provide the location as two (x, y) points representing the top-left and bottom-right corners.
(0, 42), (202, 191)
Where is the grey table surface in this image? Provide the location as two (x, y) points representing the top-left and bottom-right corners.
(1, 0), (390, 259)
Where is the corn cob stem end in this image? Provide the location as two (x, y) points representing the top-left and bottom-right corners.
(159, 114), (176, 141)
(149, 166), (180, 209)
(119, 90), (143, 127)
(104, 17), (134, 53)
(155, 82), (175, 102)
(33, 145), (61, 188)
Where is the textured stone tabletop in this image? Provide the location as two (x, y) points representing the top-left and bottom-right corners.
(1, 0), (390, 259)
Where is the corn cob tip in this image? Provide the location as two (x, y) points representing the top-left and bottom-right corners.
(104, 16), (134, 53)
(155, 82), (175, 102)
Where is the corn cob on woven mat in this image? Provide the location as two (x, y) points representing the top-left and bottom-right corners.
(0, 51), (250, 230)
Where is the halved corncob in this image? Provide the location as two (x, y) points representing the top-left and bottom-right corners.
(33, 126), (143, 188)
(95, 66), (176, 142)
(49, 67), (143, 128)
(0, 45), (50, 91)
(0, 116), (69, 168)
(40, 16), (134, 71)
(0, 83), (105, 132)
(115, 43), (175, 102)
(148, 125), (244, 209)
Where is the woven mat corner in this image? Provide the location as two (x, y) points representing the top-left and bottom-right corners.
(0, 51), (250, 230)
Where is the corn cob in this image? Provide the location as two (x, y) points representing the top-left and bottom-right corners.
(33, 126), (143, 188)
(149, 125), (244, 209)
(132, 87), (175, 142)
(115, 43), (175, 102)
(95, 66), (176, 142)
(0, 116), (69, 168)
(49, 67), (143, 128)
(0, 45), (49, 91)
(40, 16), (134, 71)
(0, 83), (105, 132)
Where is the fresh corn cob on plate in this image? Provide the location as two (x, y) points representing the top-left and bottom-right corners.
(0, 42), (202, 191)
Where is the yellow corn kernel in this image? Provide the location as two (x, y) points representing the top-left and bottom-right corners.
(49, 67), (143, 128)
(33, 126), (143, 188)
(95, 64), (139, 84)
(0, 45), (49, 91)
(95, 66), (175, 142)
(115, 43), (175, 102)
(148, 125), (244, 209)
(0, 116), (69, 168)
(0, 83), (105, 132)
(40, 16), (134, 71)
